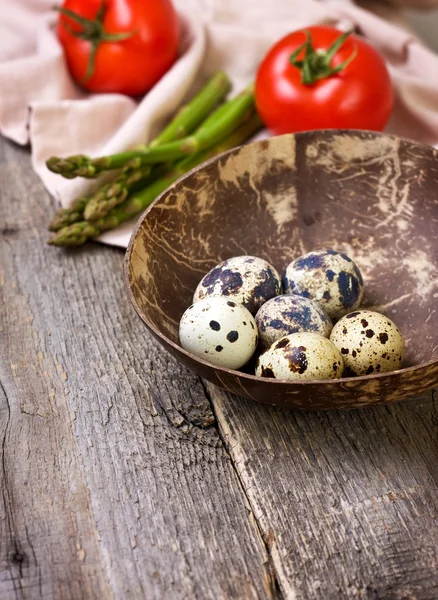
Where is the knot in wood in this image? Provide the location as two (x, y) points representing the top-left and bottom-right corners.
(10, 550), (26, 564)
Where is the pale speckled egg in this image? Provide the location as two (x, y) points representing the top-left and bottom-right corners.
(193, 255), (282, 315)
(256, 332), (344, 380)
(330, 310), (405, 376)
(179, 296), (258, 370)
(283, 250), (364, 320)
(255, 295), (333, 351)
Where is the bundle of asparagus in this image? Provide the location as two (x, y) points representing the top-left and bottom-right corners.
(47, 72), (263, 247)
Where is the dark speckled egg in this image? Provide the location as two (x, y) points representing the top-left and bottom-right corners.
(256, 332), (344, 380)
(283, 250), (364, 320)
(193, 255), (282, 315)
(179, 296), (258, 370)
(330, 310), (405, 376)
(255, 295), (332, 350)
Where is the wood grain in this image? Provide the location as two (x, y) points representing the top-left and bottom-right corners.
(0, 139), (276, 599)
(209, 384), (438, 600)
(1, 135), (438, 600)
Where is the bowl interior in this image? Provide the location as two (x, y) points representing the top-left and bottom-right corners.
(127, 130), (438, 372)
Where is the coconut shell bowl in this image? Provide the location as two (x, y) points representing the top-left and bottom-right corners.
(125, 130), (438, 410)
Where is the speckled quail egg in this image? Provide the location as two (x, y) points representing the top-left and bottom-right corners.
(179, 296), (258, 370)
(193, 255), (282, 315)
(330, 310), (405, 376)
(283, 250), (364, 320)
(255, 295), (333, 351)
(256, 332), (344, 380)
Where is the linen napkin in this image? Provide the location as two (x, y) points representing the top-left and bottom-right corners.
(1, 0), (438, 248)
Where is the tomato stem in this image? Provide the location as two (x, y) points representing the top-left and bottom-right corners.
(289, 29), (357, 85)
(54, 1), (136, 83)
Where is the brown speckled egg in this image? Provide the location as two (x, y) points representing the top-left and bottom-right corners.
(193, 255), (282, 315)
(330, 310), (405, 376)
(255, 295), (332, 350)
(282, 250), (364, 319)
(256, 332), (344, 380)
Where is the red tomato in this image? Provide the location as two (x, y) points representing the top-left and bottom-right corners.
(56, 0), (180, 96)
(255, 26), (393, 134)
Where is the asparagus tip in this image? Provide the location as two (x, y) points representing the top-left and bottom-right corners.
(46, 157), (62, 173)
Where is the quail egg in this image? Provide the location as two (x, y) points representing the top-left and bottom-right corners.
(179, 296), (258, 370)
(255, 295), (333, 351)
(256, 332), (344, 380)
(330, 310), (405, 376)
(193, 255), (282, 315)
(283, 250), (364, 320)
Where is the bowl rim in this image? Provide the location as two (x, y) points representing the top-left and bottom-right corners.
(124, 129), (438, 387)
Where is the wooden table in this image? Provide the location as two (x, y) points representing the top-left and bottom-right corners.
(1, 136), (438, 600)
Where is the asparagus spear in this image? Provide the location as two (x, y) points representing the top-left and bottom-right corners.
(48, 196), (90, 231)
(48, 72), (232, 230)
(48, 113), (263, 247)
(83, 85), (257, 222)
(149, 72), (231, 146)
(49, 162), (162, 231)
(82, 160), (163, 222)
(46, 84), (255, 179)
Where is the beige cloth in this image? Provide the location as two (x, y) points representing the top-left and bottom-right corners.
(1, 0), (438, 248)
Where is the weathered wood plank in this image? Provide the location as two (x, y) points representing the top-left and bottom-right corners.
(1, 152), (111, 600)
(209, 384), (438, 600)
(3, 134), (437, 600)
(0, 139), (277, 599)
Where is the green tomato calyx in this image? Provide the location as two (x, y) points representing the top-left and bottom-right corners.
(289, 29), (358, 86)
(54, 1), (136, 82)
